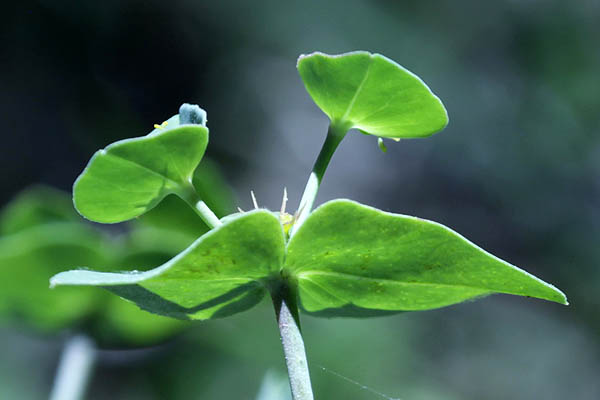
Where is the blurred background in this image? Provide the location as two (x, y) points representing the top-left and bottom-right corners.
(1, 0), (599, 399)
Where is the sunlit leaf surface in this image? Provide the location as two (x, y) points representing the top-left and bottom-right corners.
(287, 200), (567, 316)
(298, 51), (448, 138)
(52, 201), (566, 320)
(74, 111), (208, 223)
(52, 211), (285, 320)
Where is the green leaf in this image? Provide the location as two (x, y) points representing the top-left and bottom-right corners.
(0, 222), (108, 331)
(0, 185), (80, 235)
(297, 51), (448, 138)
(285, 200), (567, 316)
(73, 107), (208, 223)
(51, 210), (286, 320)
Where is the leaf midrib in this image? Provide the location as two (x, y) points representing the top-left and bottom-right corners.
(103, 151), (183, 190)
(340, 55), (373, 122)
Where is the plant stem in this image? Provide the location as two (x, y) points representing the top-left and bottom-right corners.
(271, 281), (314, 400)
(290, 121), (350, 237)
(49, 335), (96, 400)
(178, 182), (222, 229)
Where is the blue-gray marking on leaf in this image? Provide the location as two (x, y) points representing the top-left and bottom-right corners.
(179, 103), (207, 126)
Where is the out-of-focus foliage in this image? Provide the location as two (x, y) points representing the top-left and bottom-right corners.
(255, 370), (292, 400)
(0, 186), (185, 346)
(0, 186), (81, 234)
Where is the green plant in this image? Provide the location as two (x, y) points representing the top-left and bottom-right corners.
(50, 51), (567, 399)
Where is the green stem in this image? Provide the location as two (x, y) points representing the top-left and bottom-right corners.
(178, 182), (222, 229)
(49, 335), (96, 400)
(290, 121), (350, 237)
(270, 280), (314, 400)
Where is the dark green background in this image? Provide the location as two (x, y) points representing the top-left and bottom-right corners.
(1, 1), (598, 399)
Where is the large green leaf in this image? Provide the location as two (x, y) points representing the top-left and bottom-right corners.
(297, 51), (448, 138)
(286, 200), (567, 315)
(51, 210), (286, 320)
(74, 105), (209, 223)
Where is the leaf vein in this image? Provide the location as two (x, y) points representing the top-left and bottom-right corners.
(104, 151), (181, 189)
(341, 56), (373, 121)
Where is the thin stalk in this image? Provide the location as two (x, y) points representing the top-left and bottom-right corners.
(178, 182), (222, 229)
(49, 335), (96, 400)
(271, 281), (314, 400)
(290, 121), (350, 237)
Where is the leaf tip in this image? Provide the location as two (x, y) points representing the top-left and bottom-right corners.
(556, 291), (569, 306)
(296, 52), (319, 68)
(534, 280), (568, 306)
(49, 273), (63, 289)
(49, 269), (96, 288)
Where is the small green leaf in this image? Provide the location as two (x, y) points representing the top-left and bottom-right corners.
(51, 210), (286, 320)
(297, 51), (448, 138)
(285, 200), (567, 315)
(74, 105), (208, 223)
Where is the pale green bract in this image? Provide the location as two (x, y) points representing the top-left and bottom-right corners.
(288, 200), (567, 315)
(51, 200), (566, 320)
(297, 51), (448, 138)
(73, 104), (209, 223)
